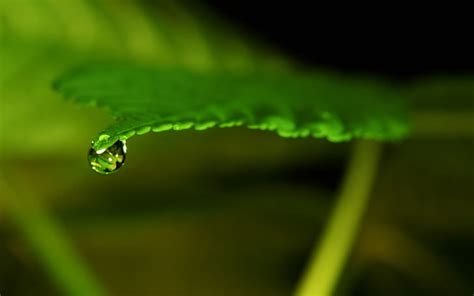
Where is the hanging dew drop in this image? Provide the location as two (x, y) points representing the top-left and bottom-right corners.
(88, 140), (126, 175)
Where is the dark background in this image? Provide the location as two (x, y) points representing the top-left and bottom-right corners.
(204, 1), (474, 78)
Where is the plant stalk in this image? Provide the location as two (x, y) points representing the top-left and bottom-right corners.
(0, 176), (106, 296)
(294, 140), (382, 296)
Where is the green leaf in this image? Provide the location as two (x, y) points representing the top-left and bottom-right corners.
(55, 64), (409, 150)
(0, 0), (285, 156)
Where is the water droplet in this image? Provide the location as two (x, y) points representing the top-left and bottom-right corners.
(88, 140), (126, 175)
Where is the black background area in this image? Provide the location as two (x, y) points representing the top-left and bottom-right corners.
(203, 1), (474, 80)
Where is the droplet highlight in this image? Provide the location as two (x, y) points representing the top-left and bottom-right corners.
(88, 140), (126, 175)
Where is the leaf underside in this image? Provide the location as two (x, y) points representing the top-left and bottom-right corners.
(55, 64), (409, 150)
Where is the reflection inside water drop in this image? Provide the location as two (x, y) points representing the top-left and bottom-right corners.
(88, 140), (126, 175)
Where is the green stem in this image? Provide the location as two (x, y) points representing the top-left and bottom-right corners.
(294, 140), (382, 296)
(0, 176), (106, 296)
